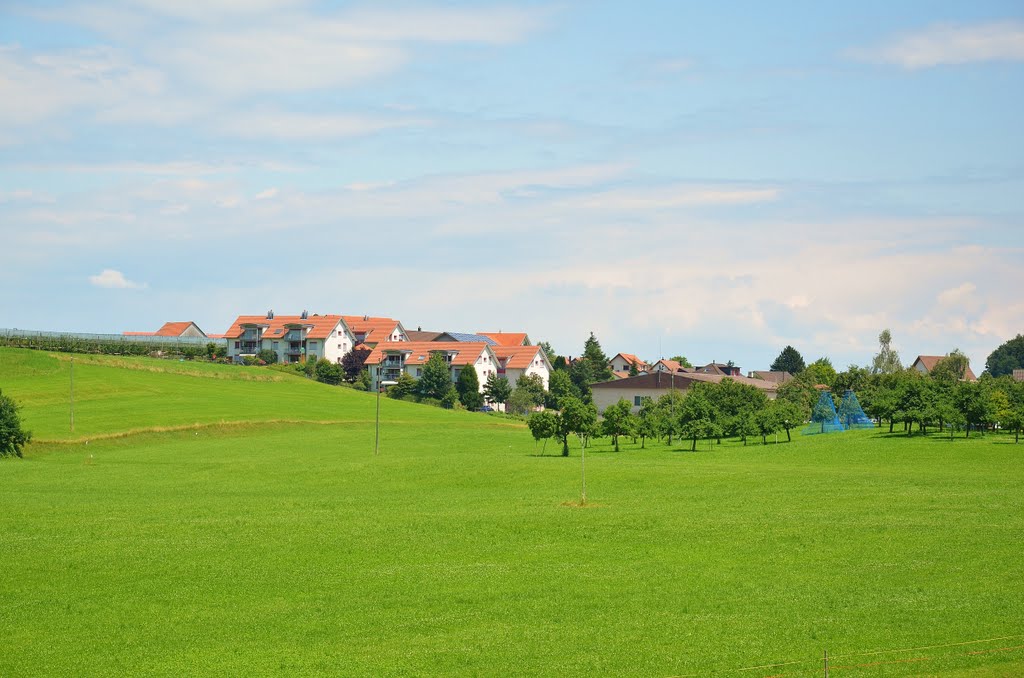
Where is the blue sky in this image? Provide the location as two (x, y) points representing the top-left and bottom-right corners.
(2, 1), (1023, 372)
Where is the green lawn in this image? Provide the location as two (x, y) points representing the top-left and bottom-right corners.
(2, 348), (1023, 676)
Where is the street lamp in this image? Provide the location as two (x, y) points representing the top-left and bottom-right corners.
(375, 378), (397, 456)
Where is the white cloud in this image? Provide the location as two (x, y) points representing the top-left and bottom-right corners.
(88, 269), (145, 289)
(558, 184), (779, 211)
(847, 21), (1024, 69)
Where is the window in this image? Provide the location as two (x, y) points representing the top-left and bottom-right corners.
(634, 396), (642, 406)
(234, 341), (240, 349)
(309, 341), (318, 348)
(272, 341), (279, 350)
(416, 368), (422, 377)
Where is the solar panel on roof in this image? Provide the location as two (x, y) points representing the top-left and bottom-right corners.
(447, 332), (496, 344)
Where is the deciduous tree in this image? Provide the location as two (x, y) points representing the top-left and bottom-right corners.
(871, 329), (902, 375)
(0, 390), (31, 458)
(601, 399), (635, 452)
(483, 374), (512, 410)
(985, 334), (1024, 377)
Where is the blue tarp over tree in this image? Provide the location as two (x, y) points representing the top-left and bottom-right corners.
(804, 390), (844, 434)
(837, 389), (874, 429)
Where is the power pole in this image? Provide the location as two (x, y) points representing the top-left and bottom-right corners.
(70, 356), (75, 433)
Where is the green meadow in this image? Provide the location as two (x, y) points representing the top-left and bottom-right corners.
(2, 347), (1023, 676)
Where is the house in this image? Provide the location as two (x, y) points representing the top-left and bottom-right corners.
(479, 332), (532, 346)
(406, 328), (443, 342)
(223, 311), (356, 364)
(341, 315), (409, 348)
(911, 355), (978, 381)
(748, 370), (794, 384)
(693, 362), (742, 377)
(124, 321), (209, 339)
(493, 344), (552, 390)
(433, 331), (497, 344)
(609, 352), (649, 375)
(591, 371), (777, 414)
(363, 341), (498, 393)
(650, 358), (691, 374)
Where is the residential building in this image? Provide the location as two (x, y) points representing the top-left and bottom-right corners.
(433, 331), (497, 344)
(591, 371), (777, 414)
(341, 315), (408, 348)
(406, 328), (443, 342)
(911, 355), (978, 381)
(223, 311), (355, 364)
(650, 358), (691, 373)
(693, 362), (743, 377)
(363, 341), (498, 393)
(748, 370), (794, 384)
(479, 332), (532, 346)
(124, 321), (209, 339)
(609, 352), (649, 375)
(493, 344), (552, 390)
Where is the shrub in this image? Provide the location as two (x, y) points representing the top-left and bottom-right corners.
(315, 359), (343, 385)
(354, 369), (371, 392)
(0, 390), (32, 458)
(257, 349), (278, 365)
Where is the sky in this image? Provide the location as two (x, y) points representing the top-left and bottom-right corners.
(1, 1), (1023, 373)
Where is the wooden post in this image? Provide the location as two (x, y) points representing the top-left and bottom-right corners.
(69, 356), (74, 433)
(580, 435), (586, 505)
(824, 649), (829, 678)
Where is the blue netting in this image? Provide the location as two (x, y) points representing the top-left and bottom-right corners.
(837, 389), (874, 429)
(803, 390), (844, 434)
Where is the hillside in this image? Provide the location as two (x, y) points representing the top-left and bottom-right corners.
(2, 347), (1023, 676)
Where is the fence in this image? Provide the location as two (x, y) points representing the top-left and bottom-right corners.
(0, 327), (227, 358)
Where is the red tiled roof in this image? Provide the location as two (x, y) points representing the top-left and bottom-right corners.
(614, 352), (649, 369)
(493, 345), (547, 370)
(223, 315), (349, 341)
(479, 332), (530, 346)
(364, 341), (492, 367)
(592, 371), (777, 392)
(653, 359), (685, 372)
(123, 331), (156, 336)
(341, 316), (405, 345)
(155, 321), (196, 337)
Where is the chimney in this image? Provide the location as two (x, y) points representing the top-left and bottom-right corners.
(363, 315), (369, 321)
(301, 310), (308, 319)
(267, 309), (274, 319)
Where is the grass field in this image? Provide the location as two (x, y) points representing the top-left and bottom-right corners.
(2, 347), (1023, 676)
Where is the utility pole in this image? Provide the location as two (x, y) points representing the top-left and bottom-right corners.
(70, 356), (75, 433)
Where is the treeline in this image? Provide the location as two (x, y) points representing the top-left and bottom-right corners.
(529, 379), (807, 456)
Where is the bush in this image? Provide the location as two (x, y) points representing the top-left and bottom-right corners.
(257, 348), (278, 365)
(354, 369), (371, 391)
(315, 358), (343, 385)
(387, 373), (418, 399)
(0, 390), (32, 458)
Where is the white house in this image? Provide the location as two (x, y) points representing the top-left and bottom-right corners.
(341, 315), (408, 348)
(609, 352), (649, 376)
(223, 312), (356, 364)
(493, 344), (552, 390)
(363, 341), (498, 393)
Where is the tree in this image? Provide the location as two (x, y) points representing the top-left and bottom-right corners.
(537, 341), (556, 361)
(440, 385), (460, 409)
(580, 333), (613, 383)
(457, 366), (484, 410)
(341, 348), (371, 382)
(418, 353), (453, 400)
(314, 358), (342, 385)
(635, 397), (663, 449)
(871, 329), (902, 375)
(354, 368), (372, 392)
(656, 389), (685, 445)
(985, 334), (1024, 377)
(387, 373), (418, 399)
(670, 355), (693, 368)
(0, 390), (31, 458)
(804, 357), (836, 388)
(546, 369), (580, 410)
(754, 405), (782, 445)
(601, 399), (635, 452)
(706, 378), (769, 442)
(931, 349), (970, 383)
(557, 396), (597, 456)
(678, 385), (720, 452)
(514, 373), (546, 408)
(483, 374), (512, 410)
(773, 400), (804, 442)
(770, 345), (805, 374)
(527, 410), (557, 454)
(954, 380), (994, 437)
(776, 373), (817, 421)
(628, 361), (640, 377)
(833, 364), (870, 396)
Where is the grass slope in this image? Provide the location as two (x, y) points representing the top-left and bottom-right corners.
(2, 348), (1023, 676)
